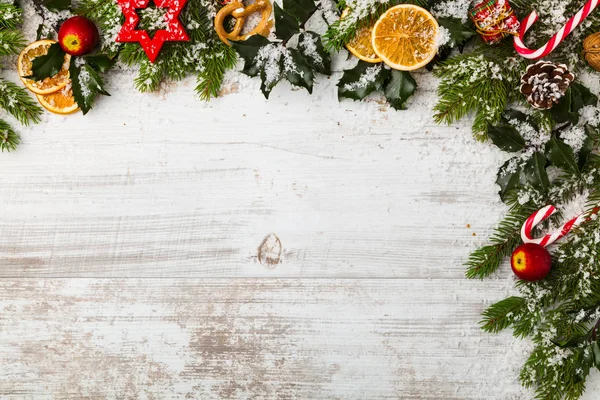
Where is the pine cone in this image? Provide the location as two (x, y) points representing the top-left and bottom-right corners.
(520, 61), (575, 109)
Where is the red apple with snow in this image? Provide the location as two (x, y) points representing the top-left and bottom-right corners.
(58, 16), (99, 56)
(511, 243), (552, 281)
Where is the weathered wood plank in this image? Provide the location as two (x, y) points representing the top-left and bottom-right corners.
(0, 70), (510, 278)
(0, 278), (539, 399)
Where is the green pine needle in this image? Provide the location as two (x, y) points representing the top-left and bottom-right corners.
(0, 29), (26, 58)
(0, 3), (23, 30)
(0, 120), (20, 152)
(0, 79), (43, 126)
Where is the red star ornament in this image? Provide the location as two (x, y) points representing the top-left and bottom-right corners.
(115, 0), (189, 63)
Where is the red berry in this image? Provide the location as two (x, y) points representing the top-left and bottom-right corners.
(511, 243), (552, 281)
(58, 16), (99, 56)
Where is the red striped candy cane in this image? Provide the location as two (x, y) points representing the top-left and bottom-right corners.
(521, 205), (588, 247)
(514, 0), (600, 59)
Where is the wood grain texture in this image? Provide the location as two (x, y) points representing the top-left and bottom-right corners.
(2, 63), (600, 398)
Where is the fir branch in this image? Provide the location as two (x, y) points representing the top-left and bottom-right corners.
(0, 3), (23, 30)
(0, 120), (20, 152)
(480, 296), (526, 333)
(134, 59), (166, 92)
(0, 79), (43, 126)
(196, 45), (238, 100)
(0, 29), (26, 57)
(465, 201), (537, 279)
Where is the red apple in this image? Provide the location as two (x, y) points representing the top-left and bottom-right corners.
(511, 243), (552, 281)
(58, 16), (99, 56)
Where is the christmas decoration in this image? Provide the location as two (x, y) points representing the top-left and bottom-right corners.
(214, 0), (273, 45)
(521, 205), (587, 247)
(514, 0), (600, 59)
(583, 32), (600, 71)
(58, 16), (99, 56)
(519, 61), (574, 109)
(340, 8), (381, 63)
(510, 243), (552, 281)
(371, 4), (439, 71)
(115, 0), (189, 63)
(469, 0), (519, 44)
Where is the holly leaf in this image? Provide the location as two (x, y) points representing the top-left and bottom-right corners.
(593, 342), (600, 369)
(297, 31), (330, 75)
(40, 0), (70, 12)
(497, 158), (522, 202)
(284, 48), (314, 94)
(383, 70), (416, 110)
(523, 151), (550, 192)
(231, 35), (271, 77)
(545, 137), (579, 174)
(274, 2), (300, 41)
(579, 125), (598, 170)
(83, 54), (117, 73)
(25, 42), (65, 81)
(70, 59), (110, 115)
(488, 120), (525, 152)
(338, 61), (389, 101)
(552, 83), (598, 125)
(283, 0), (316, 23)
(259, 56), (283, 99)
(437, 17), (476, 49)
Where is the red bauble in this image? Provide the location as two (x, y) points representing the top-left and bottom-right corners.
(58, 16), (99, 56)
(511, 243), (552, 281)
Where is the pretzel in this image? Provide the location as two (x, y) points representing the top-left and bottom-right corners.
(215, 0), (273, 45)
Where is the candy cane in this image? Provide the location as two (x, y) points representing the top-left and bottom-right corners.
(514, 0), (600, 59)
(521, 205), (589, 247)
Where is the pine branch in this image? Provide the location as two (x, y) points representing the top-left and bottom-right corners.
(0, 120), (20, 152)
(465, 202), (537, 279)
(196, 45), (238, 100)
(480, 296), (526, 333)
(0, 29), (26, 58)
(134, 59), (166, 92)
(0, 3), (23, 30)
(0, 79), (43, 126)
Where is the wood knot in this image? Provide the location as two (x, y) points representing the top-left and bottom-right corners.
(257, 233), (282, 268)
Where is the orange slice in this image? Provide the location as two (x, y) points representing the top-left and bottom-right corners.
(18, 40), (71, 95)
(36, 84), (79, 115)
(372, 4), (438, 71)
(342, 8), (382, 63)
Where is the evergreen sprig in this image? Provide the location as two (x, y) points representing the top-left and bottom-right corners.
(0, 29), (26, 58)
(0, 120), (21, 152)
(0, 3), (23, 30)
(0, 79), (43, 126)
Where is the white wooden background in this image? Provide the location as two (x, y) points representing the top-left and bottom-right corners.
(2, 55), (600, 398)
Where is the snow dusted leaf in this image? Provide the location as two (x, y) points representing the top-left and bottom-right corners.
(38, 0), (71, 12)
(283, 0), (317, 23)
(337, 61), (389, 101)
(231, 35), (271, 77)
(487, 119), (526, 153)
(274, 2), (300, 41)
(297, 31), (330, 75)
(83, 54), (117, 73)
(70, 58), (110, 115)
(284, 48), (314, 94)
(496, 158), (522, 203)
(523, 151), (550, 192)
(579, 125), (598, 170)
(437, 17), (476, 49)
(545, 137), (579, 174)
(383, 70), (416, 110)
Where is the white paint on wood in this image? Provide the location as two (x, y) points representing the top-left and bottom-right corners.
(1, 64), (599, 398)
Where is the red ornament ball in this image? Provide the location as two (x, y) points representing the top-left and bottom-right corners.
(511, 243), (552, 281)
(58, 16), (99, 56)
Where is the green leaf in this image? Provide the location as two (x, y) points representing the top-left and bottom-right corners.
(26, 42), (65, 81)
(259, 56), (283, 99)
(592, 341), (600, 369)
(231, 35), (271, 77)
(70, 59), (110, 115)
(41, 0), (71, 12)
(383, 70), (416, 110)
(488, 121), (526, 152)
(282, 0), (316, 23)
(437, 17), (476, 49)
(523, 151), (549, 192)
(570, 81), (597, 113)
(83, 54), (117, 73)
(284, 48), (314, 94)
(552, 83), (598, 125)
(338, 61), (389, 101)
(496, 158), (522, 202)
(579, 125), (598, 170)
(274, 2), (300, 41)
(297, 31), (330, 75)
(545, 137), (579, 174)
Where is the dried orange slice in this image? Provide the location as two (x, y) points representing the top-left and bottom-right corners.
(342, 9), (382, 63)
(17, 40), (71, 95)
(372, 4), (438, 71)
(36, 84), (79, 115)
